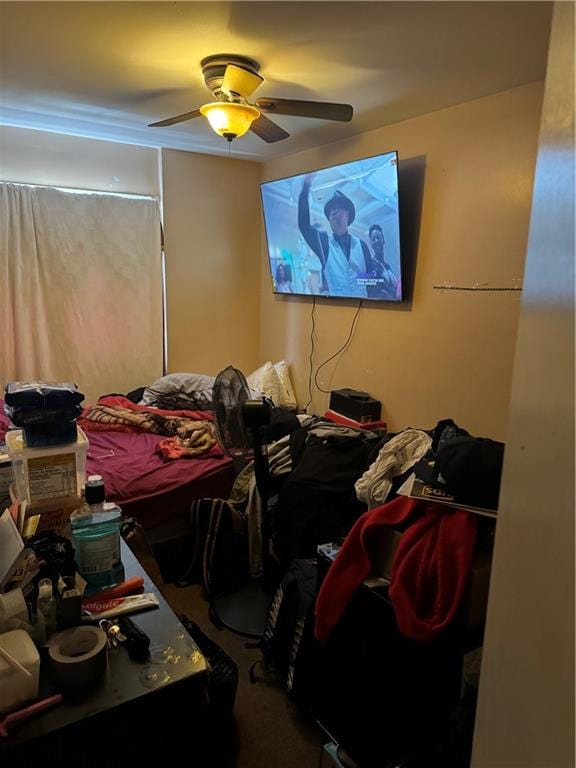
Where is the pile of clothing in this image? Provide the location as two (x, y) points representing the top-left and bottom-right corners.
(355, 418), (504, 512)
(271, 417), (383, 572)
(222, 415), (382, 579)
(316, 418), (504, 644)
(4, 382), (84, 447)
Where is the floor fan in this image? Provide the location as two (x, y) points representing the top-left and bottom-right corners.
(211, 365), (275, 638)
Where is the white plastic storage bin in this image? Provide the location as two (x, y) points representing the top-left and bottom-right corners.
(5, 427), (88, 506)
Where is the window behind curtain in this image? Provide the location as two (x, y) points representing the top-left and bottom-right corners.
(0, 182), (163, 404)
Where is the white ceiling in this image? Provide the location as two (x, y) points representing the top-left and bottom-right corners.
(0, 1), (552, 161)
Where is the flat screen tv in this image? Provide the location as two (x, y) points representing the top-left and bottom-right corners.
(261, 151), (402, 301)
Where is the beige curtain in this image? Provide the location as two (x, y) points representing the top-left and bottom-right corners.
(0, 183), (163, 405)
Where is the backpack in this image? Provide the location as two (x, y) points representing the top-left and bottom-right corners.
(251, 558), (318, 708)
(152, 498), (250, 598)
(186, 497), (250, 597)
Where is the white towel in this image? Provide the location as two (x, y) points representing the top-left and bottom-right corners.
(355, 429), (432, 508)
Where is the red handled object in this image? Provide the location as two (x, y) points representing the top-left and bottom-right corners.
(0, 694), (63, 738)
(82, 577), (144, 606)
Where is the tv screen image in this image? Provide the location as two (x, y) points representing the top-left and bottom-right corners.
(261, 151), (402, 301)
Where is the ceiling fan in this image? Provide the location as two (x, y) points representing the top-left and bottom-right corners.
(148, 54), (353, 143)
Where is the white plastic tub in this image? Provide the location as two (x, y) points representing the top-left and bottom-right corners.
(5, 427), (88, 506)
(0, 629), (40, 713)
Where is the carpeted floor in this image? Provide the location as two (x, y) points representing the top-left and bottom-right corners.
(128, 536), (324, 768)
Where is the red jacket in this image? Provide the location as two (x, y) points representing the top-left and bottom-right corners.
(314, 496), (477, 643)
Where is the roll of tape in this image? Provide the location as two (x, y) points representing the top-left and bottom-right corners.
(49, 626), (108, 687)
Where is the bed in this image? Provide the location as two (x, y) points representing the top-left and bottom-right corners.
(0, 395), (234, 533)
(0, 363), (298, 539)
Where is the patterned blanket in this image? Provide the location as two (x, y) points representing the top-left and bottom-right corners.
(80, 396), (217, 458)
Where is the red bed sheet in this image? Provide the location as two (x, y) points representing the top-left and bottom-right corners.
(86, 430), (233, 529)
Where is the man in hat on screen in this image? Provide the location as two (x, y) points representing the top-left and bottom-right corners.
(298, 173), (372, 297)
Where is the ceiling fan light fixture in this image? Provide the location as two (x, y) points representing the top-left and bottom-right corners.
(199, 102), (260, 141)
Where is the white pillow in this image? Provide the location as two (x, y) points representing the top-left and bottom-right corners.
(142, 373), (215, 405)
(246, 362), (282, 407)
(274, 360), (297, 410)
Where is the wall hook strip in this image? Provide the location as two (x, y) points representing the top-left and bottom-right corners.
(433, 285), (523, 292)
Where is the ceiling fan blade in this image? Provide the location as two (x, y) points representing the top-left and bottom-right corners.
(222, 63), (264, 98)
(250, 114), (290, 143)
(148, 109), (202, 127)
(256, 98), (353, 122)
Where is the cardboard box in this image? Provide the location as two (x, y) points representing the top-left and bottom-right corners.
(0, 447), (12, 509)
(366, 527), (492, 627)
(461, 550), (492, 628)
(22, 494), (81, 539)
(367, 528), (403, 584)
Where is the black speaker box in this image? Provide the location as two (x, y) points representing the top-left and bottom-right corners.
(329, 389), (381, 423)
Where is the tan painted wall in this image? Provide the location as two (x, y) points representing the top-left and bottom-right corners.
(0, 125), (159, 195)
(162, 149), (262, 376)
(472, 4), (575, 766)
(261, 83), (543, 439)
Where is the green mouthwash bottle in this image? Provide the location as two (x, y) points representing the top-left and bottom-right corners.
(70, 475), (125, 595)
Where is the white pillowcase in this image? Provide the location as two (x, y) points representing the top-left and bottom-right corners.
(247, 362), (282, 406)
(274, 360), (297, 410)
(247, 361), (297, 409)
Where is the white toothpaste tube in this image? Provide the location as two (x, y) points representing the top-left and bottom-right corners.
(82, 592), (159, 620)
